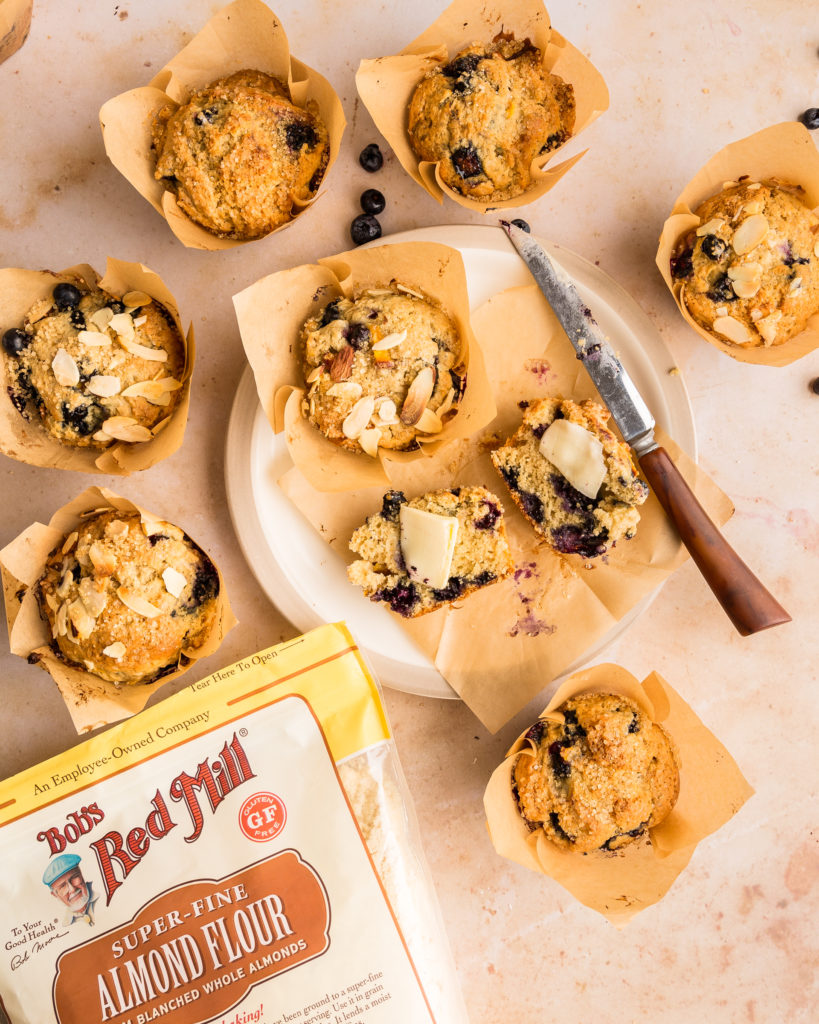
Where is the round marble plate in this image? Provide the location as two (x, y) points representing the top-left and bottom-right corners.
(224, 224), (697, 699)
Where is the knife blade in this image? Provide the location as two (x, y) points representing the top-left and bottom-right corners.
(501, 220), (790, 636)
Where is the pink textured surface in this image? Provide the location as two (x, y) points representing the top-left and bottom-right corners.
(0, 2), (816, 1022)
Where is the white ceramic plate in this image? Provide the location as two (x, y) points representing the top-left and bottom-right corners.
(225, 225), (696, 699)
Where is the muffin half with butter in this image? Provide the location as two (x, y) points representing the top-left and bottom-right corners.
(491, 397), (648, 558)
(347, 487), (514, 617)
(36, 510), (220, 685)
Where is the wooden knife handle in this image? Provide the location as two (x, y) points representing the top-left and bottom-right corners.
(638, 446), (791, 636)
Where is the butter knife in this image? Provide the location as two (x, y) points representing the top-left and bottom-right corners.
(501, 221), (790, 636)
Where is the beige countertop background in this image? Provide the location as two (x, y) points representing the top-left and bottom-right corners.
(0, 1), (817, 1021)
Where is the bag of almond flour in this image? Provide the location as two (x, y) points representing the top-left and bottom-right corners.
(0, 622), (469, 1024)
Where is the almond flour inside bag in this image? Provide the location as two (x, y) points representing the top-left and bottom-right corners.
(0, 623), (468, 1024)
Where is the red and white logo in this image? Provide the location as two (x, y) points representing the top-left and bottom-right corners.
(238, 791), (287, 842)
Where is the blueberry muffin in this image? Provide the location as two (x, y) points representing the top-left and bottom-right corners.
(407, 34), (575, 202)
(151, 69), (329, 240)
(347, 487), (515, 617)
(301, 284), (463, 456)
(513, 692), (680, 853)
(36, 510), (220, 685)
(3, 276), (185, 449)
(491, 398), (648, 558)
(670, 178), (819, 347)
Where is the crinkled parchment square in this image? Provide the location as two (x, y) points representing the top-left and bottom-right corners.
(0, 258), (194, 474)
(656, 121), (819, 366)
(355, 0), (608, 211)
(0, 486), (236, 733)
(484, 663), (754, 926)
(100, 0), (346, 250)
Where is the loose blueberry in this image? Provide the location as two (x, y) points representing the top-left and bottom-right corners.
(451, 143), (483, 179)
(2, 328), (29, 355)
(346, 323), (371, 349)
(511, 218), (531, 233)
(350, 213), (381, 246)
(360, 188), (385, 215)
(700, 234), (727, 260)
(359, 143), (383, 173)
(799, 107), (819, 130)
(285, 122), (318, 151)
(53, 282), (82, 310)
(810, 377), (819, 395)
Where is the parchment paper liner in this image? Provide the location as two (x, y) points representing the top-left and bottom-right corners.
(278, 281), (733, 732)
(99, 0), (346, 251)
(0, 258), (194, 474)
(0, 486), (237, 733)
(484, 663), (754, 926)
(233, 240), (496, 492)
(0, 0), (32, 65)
(355, 0), (608, 212)
(656, 121), (819, 366)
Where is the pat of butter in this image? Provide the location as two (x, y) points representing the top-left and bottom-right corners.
(539, 418), (606, 499)
(399, 505), (459, 589)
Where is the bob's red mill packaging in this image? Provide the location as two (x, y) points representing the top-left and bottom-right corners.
(0, 623), (469, 1024)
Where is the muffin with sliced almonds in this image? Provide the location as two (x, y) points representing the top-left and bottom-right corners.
(347, 486), (514, 617)
(491, 397), (648, 558)
(300, 283), (463, 457)
(35, 510), (220, 685)
(670, 178), (819, 348)
(3, 275), (184, 448)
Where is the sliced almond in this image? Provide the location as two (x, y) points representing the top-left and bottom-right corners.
(120, 378), (179, 406)
(715, 305), (729, 317)
(151, 416), (172, 436)
(329, 345), (355, 382)
(374, 398), (398, 425)
(789, 276), (803, 293)
(727, 262), (762, 283)
(162, 566), (187, 598)
(741, 200), (764, 216)
(141, 514), (167, 537)
(117, 336), (168, 362)
(52, 349), (80, 387)
(103, 641), (127, 660)
(77, 329), (110, 347)
(395, 284), (425, 300)
(44, 592), (58, 612)
(731, 280), (762, 299)
(342, 395), (375, 439)
(55, 602), (69, 638)
(750, 309), (763, 321)
(109, 312), (136, 340)
(116, 586), (162, 618)
(78, 578), (108, 619)
(732, 214), (769, 255)
(327, 381), (363, 401)
(756, 312), (782, 345)
(92, 430), (111, 443)
(89, 307), (115, 331)
(712, 315), (751, 345)
(436, 387), (457, 419)
(416, 407), (443, 433)
(89, 541), (117, 576)
(98, 416), (153, 443)
(87, 374), (122, 397)
(105, 519), (130, 540)
(372, 330), (407, 352)
(358, 427), (381, 458)
(68, 598), (96, 640)
(696, 218), (725, 236)
(61, 531), (78, 554)
(722, 180), (738, 190)
(56, 568), (75, 600)
(814, 240), (819, 259)
(305, 365), (324, 384)
(400, 366), (436, 426)
(747, 182), (762, 190)
(123, 290), (153, 309)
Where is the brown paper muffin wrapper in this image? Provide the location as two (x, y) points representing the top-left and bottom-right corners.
(99, 0), (346, 251)
(484, 663), (754, 927)
(278, 282), (734, 731)
(0, 0), (32, 65)
(656, 121), (819, 366)
(233, 240), (496, 492)
(0, 486), (237, 733)
(355, 0), (609, 212)
(0, 258), (194, 473)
